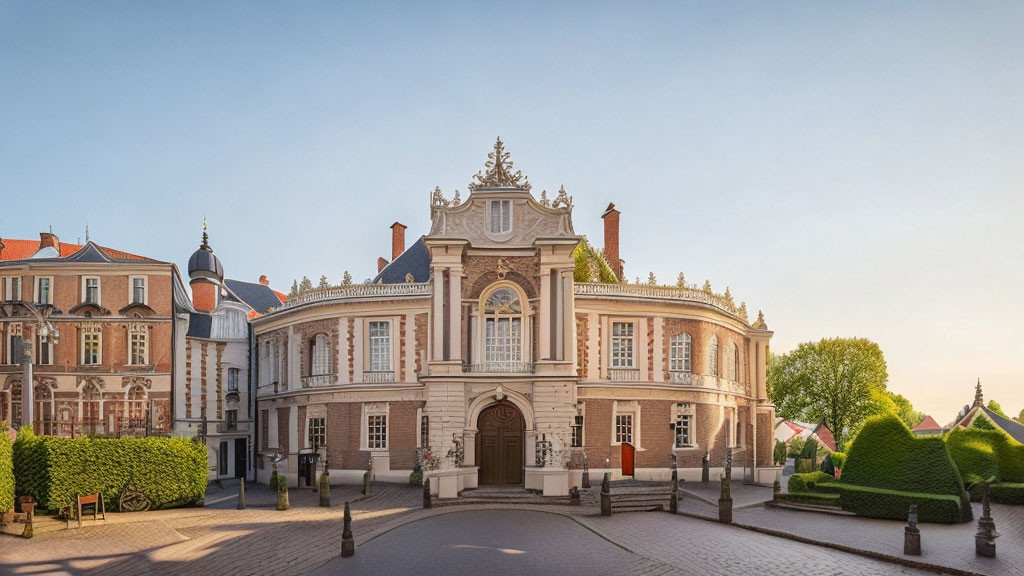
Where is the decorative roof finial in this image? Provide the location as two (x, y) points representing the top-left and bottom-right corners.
(200, 219), (212, 252)
(85, 222), (90, 243)
(752, 310), (768, 329)
(552, 185), (573, 209)
(973, 378), (984, 408)
(469, 137), (531, 191)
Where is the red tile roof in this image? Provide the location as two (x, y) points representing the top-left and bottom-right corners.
(272, 290), (287, 304)
(0, 238), (157, 263)
(912, 415), (942, 432)
(812, 420), (838, 452)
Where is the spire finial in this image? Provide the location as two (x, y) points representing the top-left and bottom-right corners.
(973, 378), (984, 408)
(200, 219), (211, 252)
(85, 222), (90, 243)
(469, 136), (531, 191)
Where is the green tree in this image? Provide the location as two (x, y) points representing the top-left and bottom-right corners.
(987, 399), (1008, 419)
(341, 271), (353, 286)
(1018, 408), (1024, 424)
(287, 280), (299, 299)
(298, 276), (313, 293)
(766, 337), (889, 448)
(885, 392), (925, 429)
(317, 275), (330, 290)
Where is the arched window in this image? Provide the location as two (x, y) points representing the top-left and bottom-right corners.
(127, 384), (147, 420)
(669, 333), (692, 373)
(707, 335), (719, 377)
(7, 381), (23, 427)
(310, 334), (329, 376)
(35, 383), (54, 435)
(730, 343), (740, 381)
(81, 382), (101, 435)
(483, 287), (523, 369)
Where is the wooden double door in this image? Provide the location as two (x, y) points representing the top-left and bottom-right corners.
(477, 401), (524, 485)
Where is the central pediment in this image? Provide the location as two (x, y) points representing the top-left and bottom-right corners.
(427, 138), (577, 248)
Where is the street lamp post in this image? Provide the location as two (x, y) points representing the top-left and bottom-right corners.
(20, 315), (59, 432)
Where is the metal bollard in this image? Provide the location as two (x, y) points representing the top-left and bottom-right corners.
(237, 477), (246, 510)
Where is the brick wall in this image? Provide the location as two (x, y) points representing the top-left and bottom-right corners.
(327, 402), (366, 471)
(388, 401), (422, 469)
(662, 318), (746, 380)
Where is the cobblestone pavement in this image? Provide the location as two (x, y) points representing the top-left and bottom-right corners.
(0, 480), (1014, 576)
(733, 501), (1023, 576)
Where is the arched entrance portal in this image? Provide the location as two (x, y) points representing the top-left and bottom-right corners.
(476, 401), (524, 485)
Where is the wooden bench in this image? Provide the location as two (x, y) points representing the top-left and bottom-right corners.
(69, 493), (106, 529)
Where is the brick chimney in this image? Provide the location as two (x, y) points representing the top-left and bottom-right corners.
(39, 232), (60, 253)
(390, 222), (407, 262)
(258, 275), (270, 286)
(377, 257), (389, 273)
(602, 203), (622, 280)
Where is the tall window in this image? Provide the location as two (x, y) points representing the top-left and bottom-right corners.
(310, 334), (329, 375)
(369, 322), (392, 372)
(226, 409), (238, 431)
(36, 334), (52, 365)
(127, 384), (146, 419)
(129, 327), (147, 365)
(81, 382), (101, 434)
(7, 332), (23, 364)
(84, 277), (100, 304)
(571, 414), (584, 448)
(483, 288), (522, 366)
(8, 382), (22, 426)
(5, 277), (22, 301)
(611, 322), (634, 367)
(219, 442), (228, 476)
(36, 277), (51, 305)
(308, 417), (326, 448)
(228, 368), (240, 392)
(419, 414), (429, 447)
(669, 333), (692, 372)
(489, 200), (512, 233)
(132, 277), (146, 304)
(730, 343), (740, 381)
(35, 384), (53, 434)
(674, 403), (694, 448)
(83, 328), (101, 365)
(615, 413), (633, 444)
(367, 414), (387, 449)
(707, 335), (719, 377)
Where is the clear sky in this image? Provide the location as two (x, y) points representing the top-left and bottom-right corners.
(1, 2), (1021, 422)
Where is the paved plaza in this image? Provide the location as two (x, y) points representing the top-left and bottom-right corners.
(0, 481), (1014, 575)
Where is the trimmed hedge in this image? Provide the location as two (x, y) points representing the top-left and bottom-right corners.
(817, 483), (966, 524)
(788, 471), (835, 493)
(829, 452), (847, 471)
(0, 425), (12, 514)
(776, 491), (841, 506)
(14, 432), (207, 512)
(794, 458), (815, 473)
(843, 415), (968, 498)
(989, 483), (1024, 506)
(946, 427), (1024, 485)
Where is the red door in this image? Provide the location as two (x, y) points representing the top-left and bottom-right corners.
(621, 442), (635, 477)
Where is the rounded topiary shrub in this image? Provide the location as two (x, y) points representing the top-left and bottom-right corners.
(830, 452), (847, 471)
(0, 424), (13, 514)
(945, 428), (1002, 485)
(788, 474), (808, 493)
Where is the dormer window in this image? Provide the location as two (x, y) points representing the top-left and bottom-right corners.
(489, 200), (512, 234)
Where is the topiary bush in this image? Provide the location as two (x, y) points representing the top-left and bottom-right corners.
(829, 452), (847, 471)
(773, 441), (787, 466)
(13, 434), (207, 512)
(945, 427), (1024, 485)
(840, 414), (971, 522)
(971, 415), (997, 430)
(0, 424), (13, 514)
(788, 471), (834, 493)
(787, 436), (805, 458)
(800, 437), (818, 460)
(794, 458), (815, 473)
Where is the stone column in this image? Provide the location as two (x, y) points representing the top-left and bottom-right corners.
(448, 266), (462, 361)
(431, 268), (444, 361)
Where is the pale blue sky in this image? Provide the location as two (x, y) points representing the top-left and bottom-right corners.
(2, 2), (1021, 421)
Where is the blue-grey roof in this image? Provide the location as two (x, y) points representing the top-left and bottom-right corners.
(188, 248), (224, 279)
(981, 407), (1024, 444)
(373, 237), (430, 284)
(186, 312), (212, 338)
(224, 279), (284, 314)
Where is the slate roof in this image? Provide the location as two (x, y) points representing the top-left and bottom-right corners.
(981, 407), (1024, 444)
(224, 279), (286, 316)
(185, 312), (213, 338)
(373, 237), (431, 284)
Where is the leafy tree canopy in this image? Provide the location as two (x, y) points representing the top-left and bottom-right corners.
(987, 399), (1008, 419)
(767, 337), (889, 447)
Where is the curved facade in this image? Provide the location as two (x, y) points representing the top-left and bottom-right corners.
(253, 140), (777, 494)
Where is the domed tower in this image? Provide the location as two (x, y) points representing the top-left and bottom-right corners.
(187, 222), (224, 312)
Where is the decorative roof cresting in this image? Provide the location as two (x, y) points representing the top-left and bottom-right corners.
(469, 137), (532, 191)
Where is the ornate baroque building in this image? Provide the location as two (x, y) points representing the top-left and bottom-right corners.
(0, 233), (185, 436)
(253, 140), (777, 495)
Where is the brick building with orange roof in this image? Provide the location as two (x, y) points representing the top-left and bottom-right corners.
(0, 231), (192, 436)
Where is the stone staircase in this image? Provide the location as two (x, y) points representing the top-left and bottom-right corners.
(438, 486), (573, 507)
